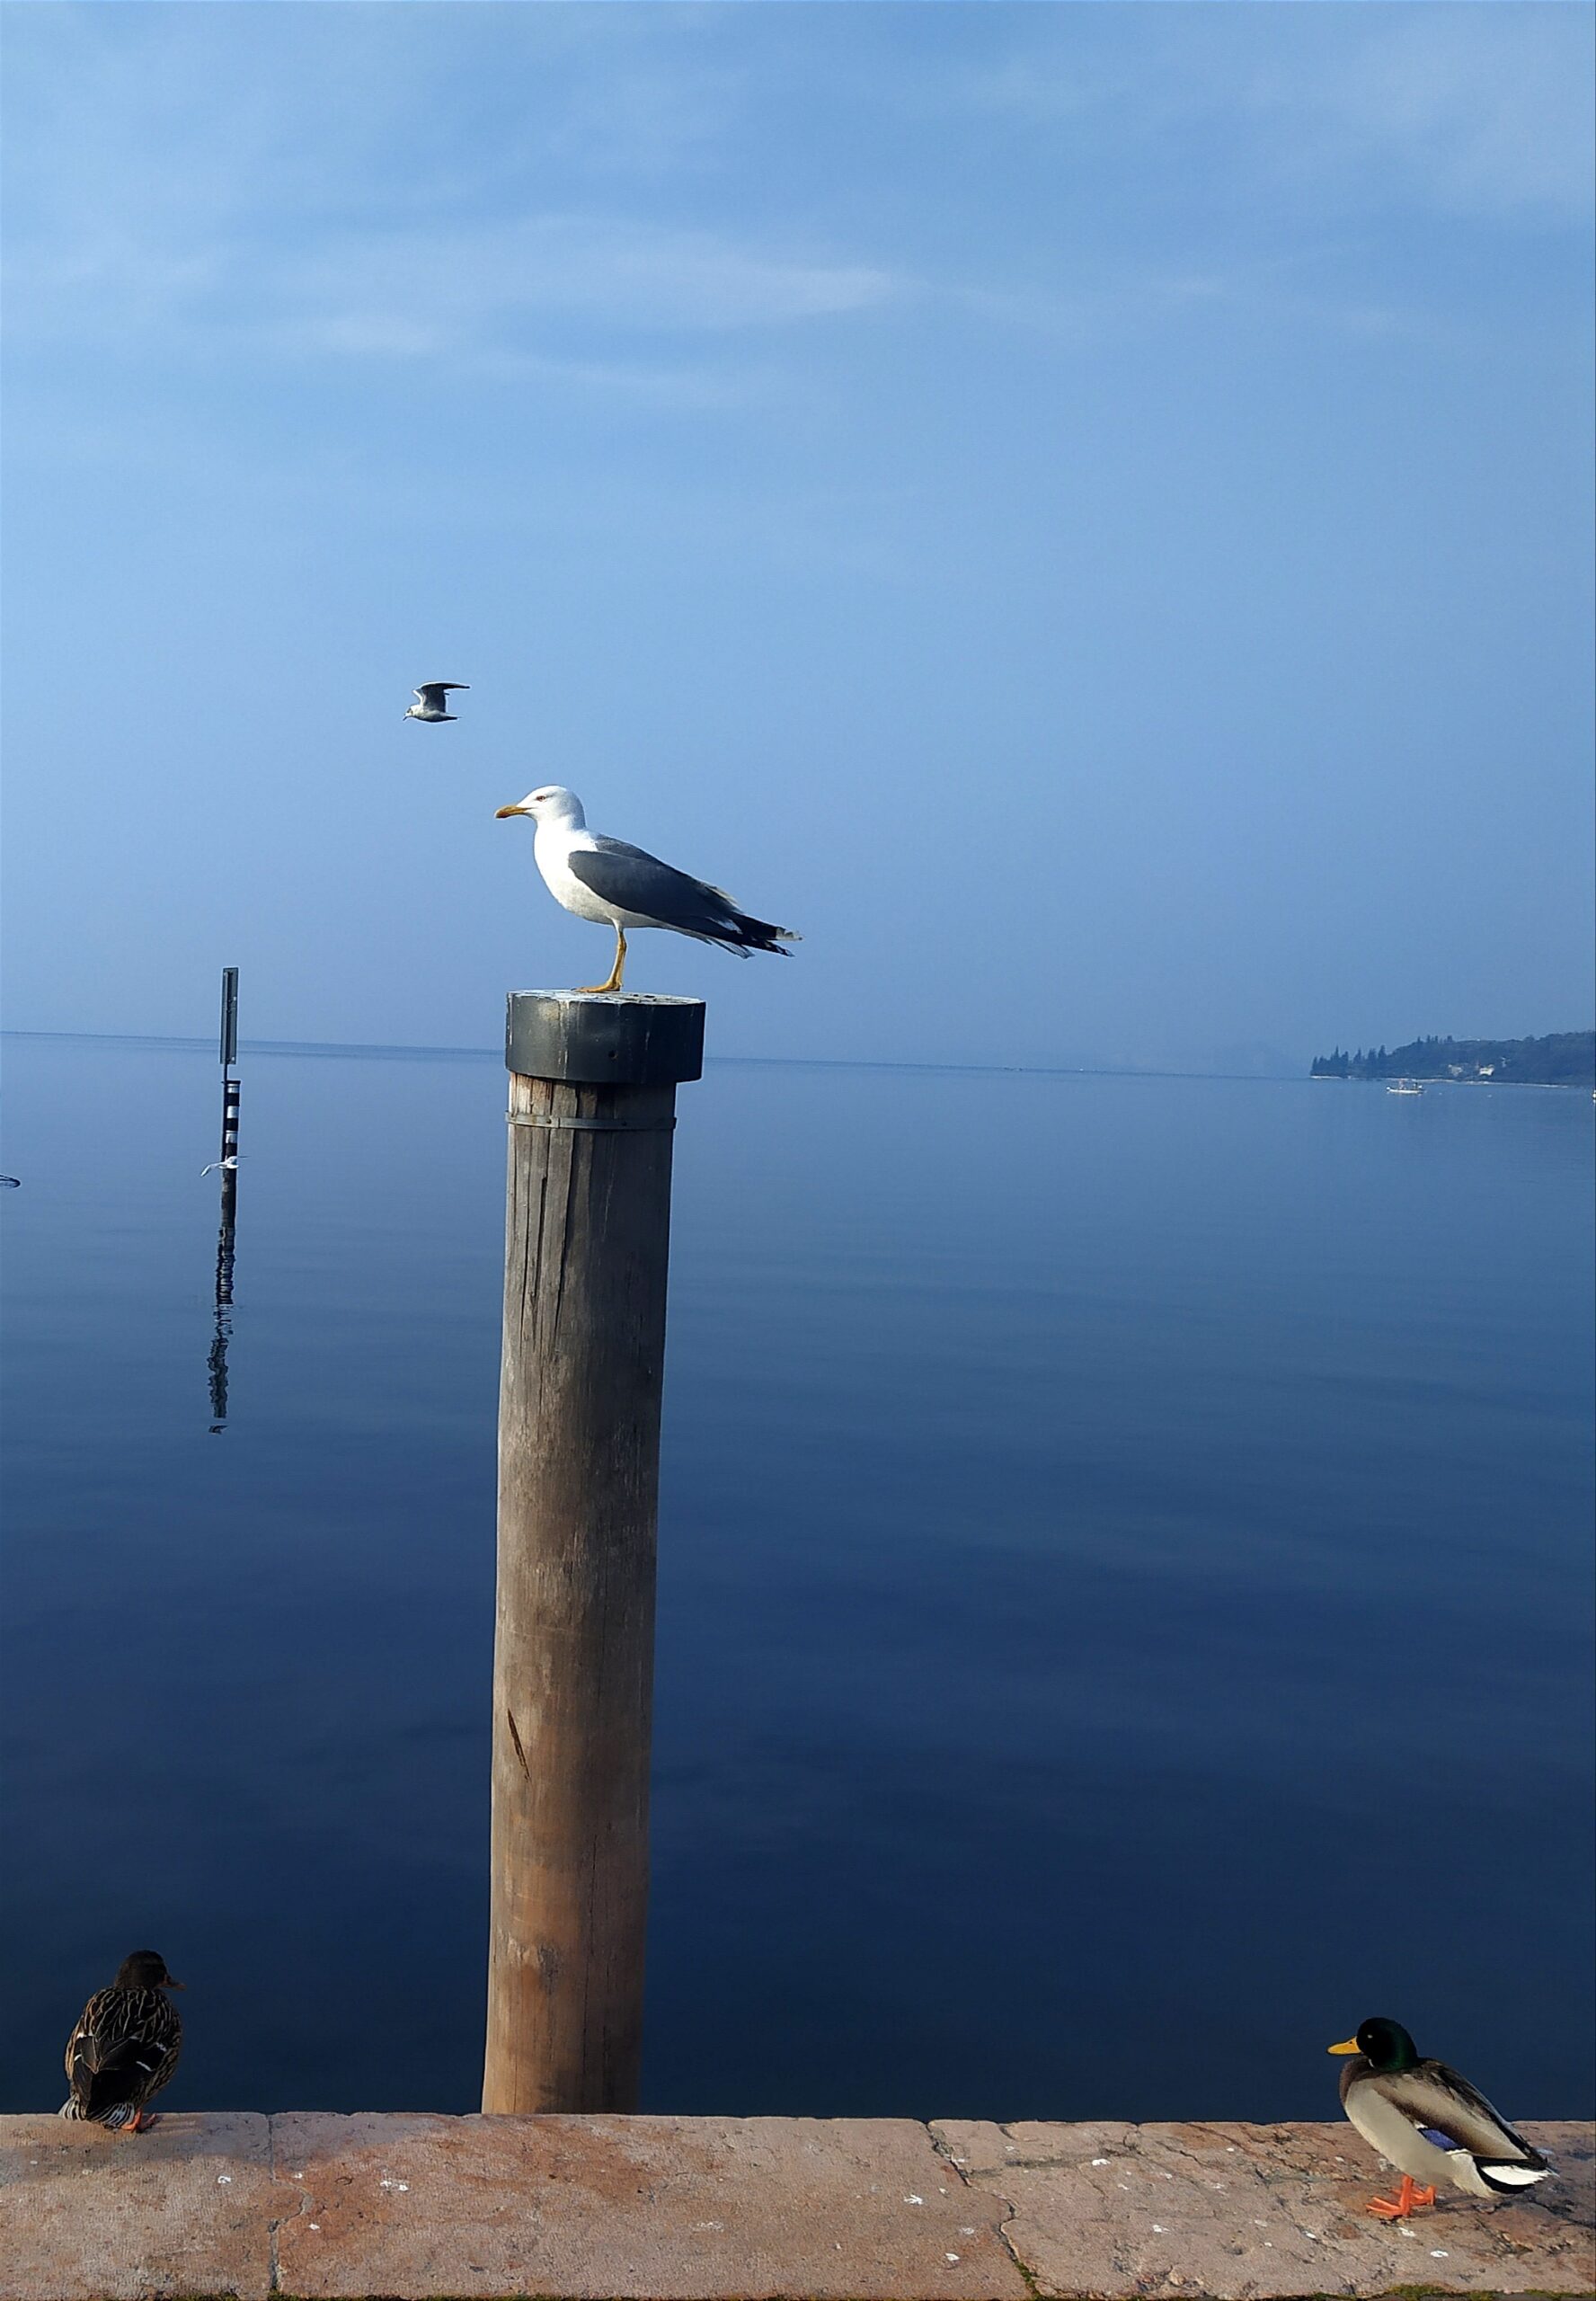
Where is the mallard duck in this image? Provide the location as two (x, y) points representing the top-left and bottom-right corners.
(60, 1950), (184, 2132)
(1330, 2017), (1552, 2217)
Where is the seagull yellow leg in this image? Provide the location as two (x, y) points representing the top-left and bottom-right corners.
(577, 928), (626, 996)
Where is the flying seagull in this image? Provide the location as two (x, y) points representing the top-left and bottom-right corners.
(405, 683), (469, 723)
(495, 785), (799, 994)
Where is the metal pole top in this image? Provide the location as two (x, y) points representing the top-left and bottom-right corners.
(219, 966), (239, 1072)
(506, 991), (705, 1087)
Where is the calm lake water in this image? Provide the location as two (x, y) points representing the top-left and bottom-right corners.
(2, 1033), (1592, 2120)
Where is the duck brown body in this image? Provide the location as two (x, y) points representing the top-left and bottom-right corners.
(61, 1952), (183, 2131)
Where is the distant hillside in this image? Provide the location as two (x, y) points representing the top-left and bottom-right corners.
(1311, 1032), (1595, 1086)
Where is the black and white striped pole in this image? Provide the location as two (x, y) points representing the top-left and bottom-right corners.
(218, 966), (240, 1170)
(208, 967), (241, 1433)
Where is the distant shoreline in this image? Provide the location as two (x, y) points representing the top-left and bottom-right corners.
(1311, 1030), (1594, 1088)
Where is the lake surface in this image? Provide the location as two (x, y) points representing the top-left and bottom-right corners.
(3, 1034), (1592, 2121)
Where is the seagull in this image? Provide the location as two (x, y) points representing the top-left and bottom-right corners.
(405, 683), (469, 723)
(495, 785), (799, 995)
(200, 1157), (240, 1177)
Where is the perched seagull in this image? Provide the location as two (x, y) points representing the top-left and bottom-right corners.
(61, 1951), (184, 2133)
(405, 683), (469, 723)
(1330, 2018), (1553, 2217)
(495, 785), (799, 994)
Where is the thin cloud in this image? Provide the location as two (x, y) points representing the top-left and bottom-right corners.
(3, 5), (889, 369)
(287, 215), (900, 342)
(976, 7), (1595, 224)
(950, 254), (1428, 352)
(1255, 8), (1596, 221)
(5, 210), (902, 368)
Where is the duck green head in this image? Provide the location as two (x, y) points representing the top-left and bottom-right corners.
(1328, 2017), (1418, 2073)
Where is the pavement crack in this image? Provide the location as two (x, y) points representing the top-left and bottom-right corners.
(264, 2116), (319, 2296)
(267, 2113), (279, 2296)
(925, 2121), (1044, 2297)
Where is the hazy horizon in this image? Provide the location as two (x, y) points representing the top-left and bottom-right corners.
(4, 4), (1592, 1072)
(5, 1019), (1592, 1088)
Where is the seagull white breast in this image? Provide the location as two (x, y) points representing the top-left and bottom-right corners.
(534, 825), (648, 928)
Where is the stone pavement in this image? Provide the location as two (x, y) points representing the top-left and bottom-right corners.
(0, 2112), (1589, 2300)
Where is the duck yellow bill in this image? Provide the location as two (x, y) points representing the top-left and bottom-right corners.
(1327, 2037), (1361, 2055)
(495, 804), (529, 818)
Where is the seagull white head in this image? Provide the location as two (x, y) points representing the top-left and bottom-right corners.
(495, 786), (585, 828)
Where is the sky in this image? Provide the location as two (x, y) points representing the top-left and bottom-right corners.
(3, 2), (1592, 1071)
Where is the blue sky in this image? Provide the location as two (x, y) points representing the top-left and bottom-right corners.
(4, 2), (1592, 1069)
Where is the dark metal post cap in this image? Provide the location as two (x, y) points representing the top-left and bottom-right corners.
(505, 991), (705, 1086)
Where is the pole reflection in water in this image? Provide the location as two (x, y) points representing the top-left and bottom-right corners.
(208, 1165), (238, 1434)
(209, 973), (242, 1434)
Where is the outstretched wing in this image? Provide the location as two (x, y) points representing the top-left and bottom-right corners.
(414, 683), (468, 706)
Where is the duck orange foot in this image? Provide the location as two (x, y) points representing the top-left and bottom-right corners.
(1364, 2176), (1437, 2220)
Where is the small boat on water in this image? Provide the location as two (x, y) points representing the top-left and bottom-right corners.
(1386, 1078), (1425, 1096)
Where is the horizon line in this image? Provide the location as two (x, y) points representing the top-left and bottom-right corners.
(0, 1025), (1317, 1086)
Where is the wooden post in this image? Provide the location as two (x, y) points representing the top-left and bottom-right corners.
(483, 991), (705, 2115)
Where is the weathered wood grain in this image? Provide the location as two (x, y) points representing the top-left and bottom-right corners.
(482, 1066), (679, 2113)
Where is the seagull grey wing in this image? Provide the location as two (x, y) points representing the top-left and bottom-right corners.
(590, 838), (740, 905)
(413, 683), (467, 707)
(1383, 2066), (1542, 2163)
(567, 843), (746, 941)
(568, 839), (797, 956)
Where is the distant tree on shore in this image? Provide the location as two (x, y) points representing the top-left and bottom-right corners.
(1309, 1033), (1595, 1085)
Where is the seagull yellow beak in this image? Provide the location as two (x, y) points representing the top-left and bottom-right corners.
(1327, 2037), (1361, 2055)
(495, 804), (529, 818)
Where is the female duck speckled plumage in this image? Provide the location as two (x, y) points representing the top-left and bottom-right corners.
(61, 1951), (184, 2131)
(1330, 2017), (1551, 2218)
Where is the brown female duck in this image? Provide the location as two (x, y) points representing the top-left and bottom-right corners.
(61, 1950), (184, 2132)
